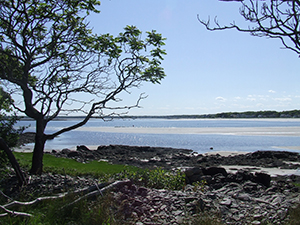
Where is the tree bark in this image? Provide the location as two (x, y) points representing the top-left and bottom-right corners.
(29, 118), (46, 175)
(0, 138), (27, 186)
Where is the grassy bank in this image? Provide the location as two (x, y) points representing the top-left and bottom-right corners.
(14, 152), (140, 178)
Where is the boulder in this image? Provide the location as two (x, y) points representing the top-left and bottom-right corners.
(67, 151), (81, 158)
(77, 145), (91, 151)
(61, 148), (71, 155)
(202, 167), (228, 177)
(253, 172), (271, 187)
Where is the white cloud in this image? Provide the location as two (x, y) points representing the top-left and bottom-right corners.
(215, 96), (226, 101)
(274, 97), (292, 102)
(247, 96), (256, 101)
(268, 90), (276, 93)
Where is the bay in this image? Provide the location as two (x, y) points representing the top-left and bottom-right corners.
(16, 118), (300, 154)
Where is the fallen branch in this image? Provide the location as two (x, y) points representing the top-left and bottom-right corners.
(1, 179), (131, 218)
(0, 205), (32, 217)
(64, 179), (131, 208)
(3, 181), (110, 209)
(0, 190), (13, 200)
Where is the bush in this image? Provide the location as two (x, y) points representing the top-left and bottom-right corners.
(116, 167), (186, 190)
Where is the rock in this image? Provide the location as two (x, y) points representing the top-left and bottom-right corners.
(243, 181), (259, 193)
(17, 132), (36, 146)
(77, 145), (91, 151)
(38, 147), (300, 224)
(202, 167), (228, 177)
(61, 148), (71, 154)
(67, 151), (80, 158)
(184, 167), (204, 184)
(220, 198), (232, 206)
(253, 172), (271, 187)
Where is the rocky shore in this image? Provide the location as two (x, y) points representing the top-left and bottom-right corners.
(51, 144), (300, 170)
(48, 145), (300, 224)
(3, 137), (300, 224)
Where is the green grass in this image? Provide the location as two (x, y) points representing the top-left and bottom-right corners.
(293, 183), (300, 188)
(14, 152), (140, 178)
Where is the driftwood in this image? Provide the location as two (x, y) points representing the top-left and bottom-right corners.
(0, 180), (131, 218)
(0, 205), (33, 217)
(3, 181), (111, 209)
(64, 179), (132, 208)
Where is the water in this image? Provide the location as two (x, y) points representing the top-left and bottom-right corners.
(16, 118), (300, 154)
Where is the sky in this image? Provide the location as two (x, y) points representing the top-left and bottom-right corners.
(89, 0), (300, 116)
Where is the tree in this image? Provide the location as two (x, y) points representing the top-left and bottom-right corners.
(0, 86), (27, 185)
(0, 0), (166, 174)
(198, 0), (300, 56)
(0, 87), (25, 148)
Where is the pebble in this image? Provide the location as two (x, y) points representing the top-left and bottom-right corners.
(112, 174), (300, 224)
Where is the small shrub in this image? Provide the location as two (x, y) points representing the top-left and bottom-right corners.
(192, 180), (207, 192)
(117, 167), (186, 190)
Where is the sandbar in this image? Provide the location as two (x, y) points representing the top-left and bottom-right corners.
(77, 126), (300, 136)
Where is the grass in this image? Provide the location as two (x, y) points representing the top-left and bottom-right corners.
(14, 152), (140, 178)
(293, 183), (300, 188)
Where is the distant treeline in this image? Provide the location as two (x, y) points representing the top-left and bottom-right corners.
(205, 110), (300, 119)
(19, 110), (300, 120)
(128, 110), (300, 119)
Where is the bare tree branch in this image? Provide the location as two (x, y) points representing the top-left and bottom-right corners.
(198, 0), (300, 56)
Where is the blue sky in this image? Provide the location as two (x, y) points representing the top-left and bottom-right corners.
(89, 0), (300, 116)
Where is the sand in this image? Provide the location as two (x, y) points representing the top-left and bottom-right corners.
(77, 126), (300, 136)
(222, 165), (300, 177)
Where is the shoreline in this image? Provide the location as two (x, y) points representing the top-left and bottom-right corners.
(76, 126), (300, 136)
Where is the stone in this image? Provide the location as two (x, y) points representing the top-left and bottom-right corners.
(172, 210), (183, 216)
(220, 198), (232, 206)
(234, 193), (251, 201)
(253, 172), (271, 187)
(202, 167), (228, 177)
(243, 181), (259, 193)
(77, 145), (91, 151)
(61, 148), (71, 154)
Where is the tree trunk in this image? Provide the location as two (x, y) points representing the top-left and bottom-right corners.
(0, 138), (27, 186)
(29, 119), (46, 175)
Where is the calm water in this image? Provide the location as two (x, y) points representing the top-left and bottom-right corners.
(17, 118), (300, 154)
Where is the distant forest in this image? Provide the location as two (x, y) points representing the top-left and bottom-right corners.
(19, 110), (300, 120)
(128, 110), (300, 119)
